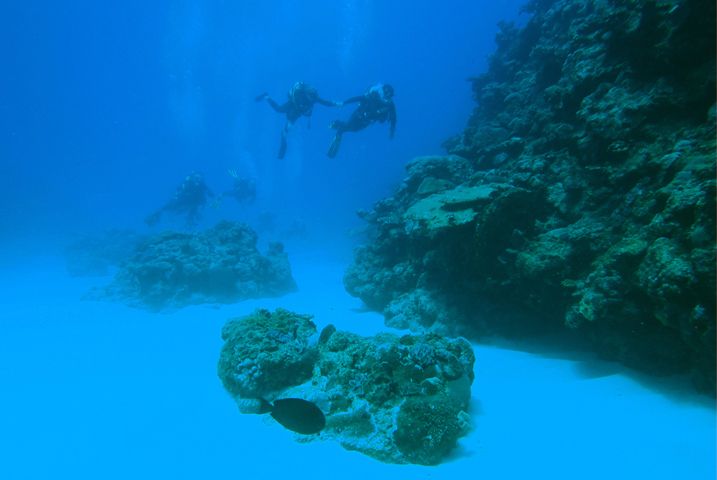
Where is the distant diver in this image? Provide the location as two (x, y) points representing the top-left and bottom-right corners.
(258, 397), (326, 435)
(222, 169), (256, 203)
(256, 81), (342, 159)
(327, 83), (396, 158)
(145, 171), (214, 228)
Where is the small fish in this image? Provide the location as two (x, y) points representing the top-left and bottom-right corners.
(318, 324), (336, 344)
(259, 397), (326, 435)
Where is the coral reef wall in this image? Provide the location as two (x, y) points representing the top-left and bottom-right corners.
(345, 0), (716, 391)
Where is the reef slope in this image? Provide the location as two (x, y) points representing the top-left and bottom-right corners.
(345, 0), (716, 391)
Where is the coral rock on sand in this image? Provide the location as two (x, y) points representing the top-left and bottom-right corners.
(217, 308), (476, 465)
(93, 221), (296, 310)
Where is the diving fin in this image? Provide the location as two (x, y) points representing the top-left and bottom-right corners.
(278, 136), (287, 159)
(327, 133), (342, 158)
(144, 211), (162, 227)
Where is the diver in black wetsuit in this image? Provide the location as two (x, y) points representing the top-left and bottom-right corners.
(145, 172), (214, 228)
(256, 82), (341, 159)
(327, 83), (396, 158)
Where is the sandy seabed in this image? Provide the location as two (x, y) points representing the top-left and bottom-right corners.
(0, 249), (714, 480)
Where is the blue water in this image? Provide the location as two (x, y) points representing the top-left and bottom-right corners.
(1, 0), (525, 249)
(1, 2), (715, 479)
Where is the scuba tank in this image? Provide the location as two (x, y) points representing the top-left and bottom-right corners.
(367, 83), (387, 102)
(365, 84), (390, 122)
(289, 81), (317, 117)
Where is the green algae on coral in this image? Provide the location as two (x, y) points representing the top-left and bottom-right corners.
(394, 395), (466, 465)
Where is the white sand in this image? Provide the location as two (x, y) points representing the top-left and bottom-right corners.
(0, 250), (714, 479)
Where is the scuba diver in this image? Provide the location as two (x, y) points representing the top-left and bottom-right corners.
(327, 83), (396, 158)
(145, 172), (214, 228)
(256, 81), (341, 159)
(212, 168), (256, 207)
(223, 168), (256, 204)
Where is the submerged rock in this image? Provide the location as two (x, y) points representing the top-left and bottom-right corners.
(217, 309), (475, 465)
(345, 0), (716, 392)
(218, 309), (318, 398)
(93, 221), (296, 310)
(404, 185), (496, 234)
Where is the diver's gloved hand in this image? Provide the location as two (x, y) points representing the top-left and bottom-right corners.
(254, 92), (269, 102)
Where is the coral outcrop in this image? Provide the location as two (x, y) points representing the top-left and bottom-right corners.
(345, 0), (716, 392)
(95, 221), (296, 310)
(217, 309), (475, 465)
(218, 309), (318, 398)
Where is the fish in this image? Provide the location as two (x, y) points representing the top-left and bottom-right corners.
(318, 324), (337, 344)
(259, 397), (326, 435)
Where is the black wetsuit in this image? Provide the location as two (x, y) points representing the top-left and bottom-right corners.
(262, 86), (337, 158)
(328, 90), (396, 158)
(145, 173), (214, 228)
(267, 94), (336, 123)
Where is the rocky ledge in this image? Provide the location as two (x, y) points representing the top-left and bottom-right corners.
(344, 0), (715, 392)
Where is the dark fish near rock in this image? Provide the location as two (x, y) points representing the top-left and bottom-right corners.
(318, 324), (337, 344)
(259, 397), (326, 435)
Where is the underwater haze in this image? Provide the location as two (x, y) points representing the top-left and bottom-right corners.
(2, 0), (523, 253)
(1, 1), (716, 479)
